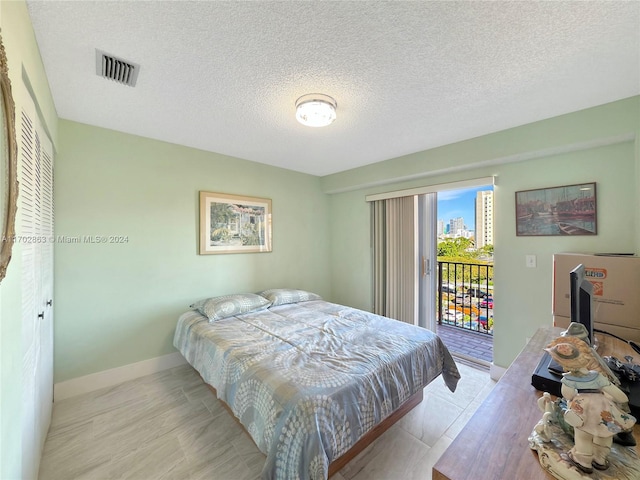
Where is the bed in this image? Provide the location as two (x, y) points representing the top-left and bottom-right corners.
(173, 290), (460, 480)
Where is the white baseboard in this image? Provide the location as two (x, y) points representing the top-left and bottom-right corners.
(489, 362), (507, 381)
(53, 352), (187, 401)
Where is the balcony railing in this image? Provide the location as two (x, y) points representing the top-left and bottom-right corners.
(437, 260), (493, 336)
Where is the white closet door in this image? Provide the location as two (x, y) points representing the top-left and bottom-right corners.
(20, 99), (38, 480)
(37, 127), (54, 458)
(20, 90), (54, 480)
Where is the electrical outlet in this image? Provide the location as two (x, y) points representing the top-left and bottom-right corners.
(526, 254), (537, 268)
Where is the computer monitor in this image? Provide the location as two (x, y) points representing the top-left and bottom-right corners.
(570, 264), (594, 346)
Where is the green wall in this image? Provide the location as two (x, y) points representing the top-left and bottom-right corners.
(325, 97), (640, 370)
(54, 121), (331, 382)
(0, 1), (59, 478)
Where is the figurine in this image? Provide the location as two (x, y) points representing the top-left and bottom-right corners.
(545, 338), (636, 474)
(549, 326), (637, 447)
(534, 392), (555, 442)
(555, 323), (620, 386)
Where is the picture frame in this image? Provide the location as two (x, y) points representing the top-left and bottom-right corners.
(515, 182), (597, 236)
(0, 32), (19, 283)
(199, 191), (272, 254)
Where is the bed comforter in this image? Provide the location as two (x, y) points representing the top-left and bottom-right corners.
(173, 300), (460, 480)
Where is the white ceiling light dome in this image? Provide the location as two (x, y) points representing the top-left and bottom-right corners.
(295, 94), (337, 127)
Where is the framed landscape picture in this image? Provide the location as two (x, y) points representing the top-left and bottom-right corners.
(515, 182), (597, 236)
(199, 191), (272, 254)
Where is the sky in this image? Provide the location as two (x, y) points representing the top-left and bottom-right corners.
(437, 185), (493, 232)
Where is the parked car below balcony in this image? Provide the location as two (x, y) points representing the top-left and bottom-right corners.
(478, 315), (493, 330)
(451, 294), (470, 304)
(443, 309), (464, 322)
(441, 284), (457, 294)
(467, 288), (489, 298)
(479, 298), (494, 308)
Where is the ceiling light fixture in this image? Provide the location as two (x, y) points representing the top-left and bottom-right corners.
(295, 94), (337, 127)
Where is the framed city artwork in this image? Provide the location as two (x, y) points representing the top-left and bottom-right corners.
(199, 191), (272, 254)
(515, 183), (597, 236)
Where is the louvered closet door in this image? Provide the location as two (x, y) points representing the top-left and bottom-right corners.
(20, 90), (54, 480)
(36, 125), (54, 461)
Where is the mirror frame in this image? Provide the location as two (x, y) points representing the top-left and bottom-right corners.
(0, 32), (19, 283)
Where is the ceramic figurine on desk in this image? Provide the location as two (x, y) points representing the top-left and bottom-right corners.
(548, 328), (637, 447)
(556, 323), (620, 388)
(545, 339), (636, 474)
(530, 334), (639, 480)
(534, 391), (556, 442)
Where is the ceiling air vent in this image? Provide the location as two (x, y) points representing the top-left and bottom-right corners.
(95, 49), (140, 87)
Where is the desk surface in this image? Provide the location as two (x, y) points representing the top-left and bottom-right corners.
(432, 327), (640, 480)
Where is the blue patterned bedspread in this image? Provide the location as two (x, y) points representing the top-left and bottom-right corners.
(174, 300), (460, 480)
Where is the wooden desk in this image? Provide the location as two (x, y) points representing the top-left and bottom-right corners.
(432, 327), (640, 480)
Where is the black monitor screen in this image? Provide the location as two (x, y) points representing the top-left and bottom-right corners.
(570, 264), (594, 345)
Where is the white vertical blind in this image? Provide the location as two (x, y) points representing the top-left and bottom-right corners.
(371, 196), (418, 324)
(370, 179), (493, 333)
(371, 201), (385, 316)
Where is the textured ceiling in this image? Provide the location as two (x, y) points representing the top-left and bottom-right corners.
(27, 1), (640, 176)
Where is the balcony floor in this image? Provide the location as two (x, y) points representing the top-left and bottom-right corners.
(436, 323), (493, 365)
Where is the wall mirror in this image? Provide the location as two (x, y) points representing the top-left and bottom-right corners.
(0, 31), (19, 283)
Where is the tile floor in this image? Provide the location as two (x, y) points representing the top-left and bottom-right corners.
(39, 362), (496, 480)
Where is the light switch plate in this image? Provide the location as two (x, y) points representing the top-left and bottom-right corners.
(526, 254), (537, 268)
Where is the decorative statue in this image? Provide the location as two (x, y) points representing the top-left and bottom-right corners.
(547, 327), (636, 447)
(553, 323), (620, 387)
(545, 337), (636, 474)
(534, 391), (556, 442)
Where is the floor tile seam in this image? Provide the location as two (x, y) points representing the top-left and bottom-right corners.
(200, 398), (230, 420)
(154, 457), (193, 480)
(90, 396), (199, 434)
(376, 424), (436, 466)
(235, 449), (267, 478)
(175, 414), (232, 454)
(429, 386), (476, 408)
(45, 419), (94, 441)
(426, 391), (478, 411)
(177, 424), (247, 464)
(108, 432), (188, 477)
(421, 390), (466, 417)
(41, 432), (96, 458)
(51, 397), (152, 428)
(106, 421), (199, 463)
(183, 441), (249, 475)
(399, 416), (457, 451)
(38, 447), (115, 480)
(40, 432), (115, 466)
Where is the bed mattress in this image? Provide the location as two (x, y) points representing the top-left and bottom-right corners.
(174, 299), (460, 479)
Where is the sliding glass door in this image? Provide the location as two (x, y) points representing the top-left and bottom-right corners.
(370, 193), (437, 330)
(418, 194), (438, 331)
